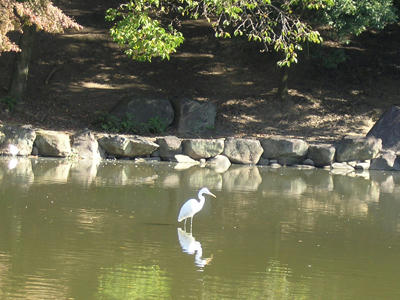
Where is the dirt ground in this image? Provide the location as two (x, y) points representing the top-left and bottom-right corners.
(1, 1), (400, 143)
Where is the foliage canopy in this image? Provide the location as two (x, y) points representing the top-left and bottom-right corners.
(105, 0), (184, 62)
(106, 0), (334, 66)
(0, 0), (81, 53)
(319, 0), (397, 43)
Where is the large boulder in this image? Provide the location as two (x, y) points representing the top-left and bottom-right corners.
(110, 97), (174, 127)
(98, 135), (159, 158)
(335, 135), (382, 162)
(156, 136), (182, 160)
(260, 137), (309, 165)
(223, 138), (263, 164)
(172, 98), (216, 134)
(71, 130), (106, 160)
(367, 106), (400, 151)
(34, 130), (71, 157)
(370, 151), (400, 171)
(183, 138), (224, 159)
(307, 144), (335, 167)
(0, 125), (36, 156)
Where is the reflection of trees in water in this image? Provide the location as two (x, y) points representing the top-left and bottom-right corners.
(97, 264), (170, 299)
(0, 254), (11, 297)
(197, 258), (311, 299)
(257, 169), (381, 234)
(1, 158), (400, 229)
(220, 167), (400, 235)
(0, 194), (173, 299)
(11, 158), (400, 233)
(1, 159), (400, 298)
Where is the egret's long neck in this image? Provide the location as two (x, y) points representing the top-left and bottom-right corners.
(197, 193), (206, 210)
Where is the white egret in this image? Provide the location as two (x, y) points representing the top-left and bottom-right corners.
(178, 187), (216, 232)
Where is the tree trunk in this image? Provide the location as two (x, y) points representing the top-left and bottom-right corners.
(8, 25), (36, 102)
(276, 66), (289, 103)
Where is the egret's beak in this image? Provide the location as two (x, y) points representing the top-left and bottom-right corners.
(208, 192), (216, 198)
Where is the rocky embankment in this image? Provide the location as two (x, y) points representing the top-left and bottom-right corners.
(0, 115), (399, 173)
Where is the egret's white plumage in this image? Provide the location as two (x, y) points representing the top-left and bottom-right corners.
(178, 187), (216, 231)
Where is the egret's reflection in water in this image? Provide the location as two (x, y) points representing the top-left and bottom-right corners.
(177, 228), (213, 269)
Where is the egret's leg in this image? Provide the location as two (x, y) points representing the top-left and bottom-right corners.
(190, 217), (193, 233)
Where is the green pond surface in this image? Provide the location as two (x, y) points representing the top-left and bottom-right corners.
(1, 157), (400, 299)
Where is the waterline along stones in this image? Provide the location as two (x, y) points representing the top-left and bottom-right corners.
(156, 136), (182, 160)
(2, 110), (400, 172)
(307, 144), (335, 167)
(260, 137), (308, 166)
(370, 150), (400, 171)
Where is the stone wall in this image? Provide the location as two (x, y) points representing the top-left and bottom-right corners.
(0, 124), (399, 172)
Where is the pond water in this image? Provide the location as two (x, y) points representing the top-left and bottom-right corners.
(1, 156), (400, 299)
